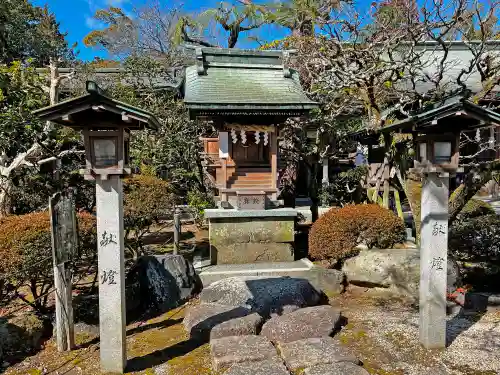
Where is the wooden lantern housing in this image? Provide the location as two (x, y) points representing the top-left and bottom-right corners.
(414, 133), (460, 173)
(33, 81), (160, 180)
(349, 94), (500, 176)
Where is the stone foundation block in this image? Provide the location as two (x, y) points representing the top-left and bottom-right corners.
(210, 335), (278, 372)
(279, 337), (360, 372)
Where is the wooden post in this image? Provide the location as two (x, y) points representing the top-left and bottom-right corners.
(382, 133), (391, 208)
(219, 131), (229, 190)
(49, 192), (76, 352)
(222, 159), (228, 189)
(173, 208), (181, 255)
(271, 132), (277, 189)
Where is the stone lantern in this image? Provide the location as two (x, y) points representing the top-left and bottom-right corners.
(414, 133), (461, 174)
(34, 81), (159, 374)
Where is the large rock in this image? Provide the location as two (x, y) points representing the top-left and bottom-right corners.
(225, 359), (290, 375)
(305, 363), (369, 375)
(200, 276), (322, 317)
(261, 305), (342, 343)
(307, 267), (345, 295)
(126, 255), (201, 320)
(210, 313), (264, 340)
(342, 249), (460, 296)
(279, 337), (360, 372)
(183, 303), (250, 340)
(210, 335), (278, 372)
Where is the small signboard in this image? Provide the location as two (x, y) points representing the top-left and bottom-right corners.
(50, 192), (78, 265)
(236, 191), (266, 210)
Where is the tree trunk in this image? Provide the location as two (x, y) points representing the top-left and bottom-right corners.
(449, 170), (493, 223)
(0, 178), (13, 217)
(0, 59), (63, 217)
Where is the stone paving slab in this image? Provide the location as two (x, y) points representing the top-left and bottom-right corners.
(304, 362), (369, 375)
(183, 303), (250, 340)
(224, 358), (290, 375)
(209, 313), (264, 340)
(200, 276), (321, 317)
(210, 335), (279, 372)
(261, 305), (342, 343)
(278, 337), (360, 372)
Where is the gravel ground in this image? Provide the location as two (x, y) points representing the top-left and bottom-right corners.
(335, 292), (500, 375)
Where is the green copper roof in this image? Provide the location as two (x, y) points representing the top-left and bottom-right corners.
(184, 47), (318, 118)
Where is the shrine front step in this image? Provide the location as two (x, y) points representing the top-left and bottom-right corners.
(198, 258), (314, 286)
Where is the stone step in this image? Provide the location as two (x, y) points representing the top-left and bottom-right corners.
(198, 259), (314, 286)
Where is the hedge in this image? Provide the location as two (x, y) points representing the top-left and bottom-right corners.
(309, 204), (406, 263)
(0, 211), (96, 312)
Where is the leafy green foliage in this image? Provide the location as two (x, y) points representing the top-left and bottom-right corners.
(0, 0), (75, 65)
(174, 2), (267, 48)
(450, 215), (500, 264)
(0, 62), (47, 158)
(187, 189), (215, 226)
(309, 204), (406, 262)
(101, 56), (207, 196)
(123, 175), (176, 257)
(319, 165), (367, 207)
(0, 212), (96, 313)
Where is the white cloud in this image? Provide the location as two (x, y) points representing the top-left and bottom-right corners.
(85, 15), (104, 29)
(106, 0), (128, 6)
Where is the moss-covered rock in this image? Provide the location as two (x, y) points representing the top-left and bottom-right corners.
(0, 312), (47, 361)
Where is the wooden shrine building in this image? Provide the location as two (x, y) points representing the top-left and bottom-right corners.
(184, 47), (317, 265)
(184, 47), (317, 210)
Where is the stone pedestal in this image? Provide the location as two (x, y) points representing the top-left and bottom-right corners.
(206, 209), (297, 265)
(419, 173), (448, 349)
(96, 176), (127, 373)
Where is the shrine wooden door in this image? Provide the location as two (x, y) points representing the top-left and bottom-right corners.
(231, 132), (269, 166)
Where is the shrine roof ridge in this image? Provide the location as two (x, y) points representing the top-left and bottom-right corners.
(184, 47), (317, 118)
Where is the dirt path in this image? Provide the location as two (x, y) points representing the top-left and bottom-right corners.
(332, 291), (500, 375)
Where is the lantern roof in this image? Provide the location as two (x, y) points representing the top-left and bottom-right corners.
(33, 81), (161, 130)
(183, 47), (318, 120)
(350, 93), (500, 144)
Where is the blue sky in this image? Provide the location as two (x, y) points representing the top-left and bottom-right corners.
(31, 0), (289, 61)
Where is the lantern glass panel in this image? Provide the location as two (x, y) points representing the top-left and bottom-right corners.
(434, 141), (452, 163)
(93, 137), (117, 167)
(419, 142), (427, 162)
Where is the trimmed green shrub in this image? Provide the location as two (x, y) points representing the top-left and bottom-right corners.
(450, 214), (500, 290)
(309, 204), (406, 262)
(0, 212), (96, 313)
(457, 198), (495, 220)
